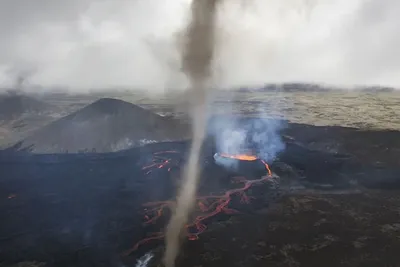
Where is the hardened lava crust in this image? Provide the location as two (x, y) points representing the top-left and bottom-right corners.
(1, 121), (400, 267)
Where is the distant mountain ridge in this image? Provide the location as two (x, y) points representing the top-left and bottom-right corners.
(237, 83), (396, 92)
(0, 94), (55, 119)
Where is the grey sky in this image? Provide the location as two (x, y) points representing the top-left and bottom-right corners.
(0, 0), (399, 92)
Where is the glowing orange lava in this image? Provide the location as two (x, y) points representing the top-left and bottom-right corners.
(141, 150), (180, 175)
(123, 150), (274, 256)
(219, 153), (258, 161)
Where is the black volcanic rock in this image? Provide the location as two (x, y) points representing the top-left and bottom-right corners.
(17, 98), (189, 153)
(0, 94), (54, 119)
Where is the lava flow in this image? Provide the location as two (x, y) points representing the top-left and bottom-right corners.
(124, 152), (275, 256)
(218, 153), (258, 161)
(218, 153), (271, 170)
(141, 150), (181, 175)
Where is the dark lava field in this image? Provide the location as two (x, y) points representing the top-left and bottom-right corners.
(1, 117), (400, 267)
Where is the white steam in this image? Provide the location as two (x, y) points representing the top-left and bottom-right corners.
(210, 116), (285, 161)
(218, 128), (247, 155)
(209, 96), (286, 163)
(134, 252), (154, 267)
(1, 0), (400, 91)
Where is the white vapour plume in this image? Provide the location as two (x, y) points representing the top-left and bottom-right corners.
(134, 252), (154, 267)
(210, 116), (285, 162)
(1, 0), (400, 91)
(219, 129), (247, 155)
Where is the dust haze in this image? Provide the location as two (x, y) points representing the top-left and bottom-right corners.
(164, 1), (220, 267)
(0, 0), (400, 92)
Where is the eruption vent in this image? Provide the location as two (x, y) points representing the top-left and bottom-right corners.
(218, 153), (258, 161)
(214, 152), (271, 175)
(164, 1), (221, 267)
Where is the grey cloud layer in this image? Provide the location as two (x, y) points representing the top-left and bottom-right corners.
(0, 0), (399, 92)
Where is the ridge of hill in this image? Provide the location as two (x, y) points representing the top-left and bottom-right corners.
(0, 94), (55, 119)
(18, 98), (189, 153)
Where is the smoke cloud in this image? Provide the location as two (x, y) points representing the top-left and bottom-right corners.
(1, 0), (400, 92)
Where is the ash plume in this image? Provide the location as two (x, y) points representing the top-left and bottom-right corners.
(164, 1), (221, 267)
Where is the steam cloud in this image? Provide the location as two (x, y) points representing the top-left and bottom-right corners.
(1, 0), (400, 91)
(211, 117), (285, 161)
(209, 100), (286, 171)
(134, 252), (154, 267)
(163, 1), (220, 267)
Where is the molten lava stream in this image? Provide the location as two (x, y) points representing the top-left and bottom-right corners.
(124, 152), (273, 256)
(141, 150), (181, 175)
(219, 153), (258, 161)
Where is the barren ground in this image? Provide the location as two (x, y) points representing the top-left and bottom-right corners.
(1, 91), (400, 267)
(117, 91), (400, 130)
(1, 91), (399, 148)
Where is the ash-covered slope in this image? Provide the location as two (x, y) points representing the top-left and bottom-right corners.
(17, 98), (189, 153)
(0, 94), (55, 120)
